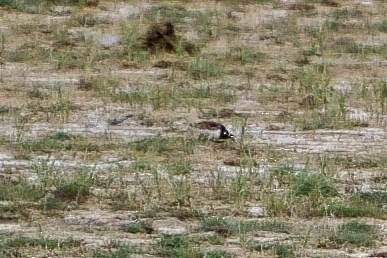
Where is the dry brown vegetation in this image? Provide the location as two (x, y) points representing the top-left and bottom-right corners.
(0, 0), (386, 257)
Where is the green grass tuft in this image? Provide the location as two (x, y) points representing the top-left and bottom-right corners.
(329, 221), (377, 247)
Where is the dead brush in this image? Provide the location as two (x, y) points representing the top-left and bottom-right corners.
(142, 21), (197, 55)
(142, 21), (177, 53)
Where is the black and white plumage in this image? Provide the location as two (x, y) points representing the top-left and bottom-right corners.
(192, 121), (236, 142)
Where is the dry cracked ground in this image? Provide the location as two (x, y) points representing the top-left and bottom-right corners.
(0, 0), (386, 257)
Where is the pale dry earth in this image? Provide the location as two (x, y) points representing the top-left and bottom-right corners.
(0, 0), (386, 257)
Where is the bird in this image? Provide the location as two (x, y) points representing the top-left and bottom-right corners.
(191, 121), (236, 142)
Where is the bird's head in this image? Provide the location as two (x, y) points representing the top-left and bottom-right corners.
(219, 125), (236, 141)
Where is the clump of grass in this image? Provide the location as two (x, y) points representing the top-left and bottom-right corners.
(187, 58), (223, 80)
(0, 236), (81, 254)
(201, 217), (292, 236)
(0, 105), (14, 115)
(329, 221), (377, 247)
(8, 133), (107, 157)
(167, 160), (193, 175)
(0, 177), (44, 203)
(264, 171), (340, 217)
(274, 244), (296, 258)
(6, 42), (47, 62)
(320, 197), (386, 219)
(193, 234), (226, 246)
(378, 20), (387, 32)
(357, 191), (387, 208)
(132, 137), (170, 154)
(331, 8), (365, 21)
(121, 23), (149, 64)
(27, 87), (49, 100)
(204, 250), (234, 258)
(53, 50), (86, 70)
(122, 220), (153, 234)
(147, 5), (190, 25)
(0, 0), (49, 13)
(180, 84), (236, 105)
(294, 108), (351, 130)
(200, 216), (235, 235)
(54, 178), (91, 203)
(32, 160), (95, 210)
(109, 189), (146, 211)
(226, 46), (266, 64)
(157, 235), (201, 258)
(344, 43), (386, 55)
(271, 165), (297, 186)
(93, 245), (143, 258)
(0, 236), (81, 257)
(293, 173), (339, 198)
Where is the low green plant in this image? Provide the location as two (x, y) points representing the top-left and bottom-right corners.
(204, 250), (234, 258)
(201, 216), (234, 235)
(227, 46), (266, 64)
(0, 177), (44, 202)
(12, 133), (102, 156)
(157, 235), (200, 258)
(321, 198), (386, 219)
(357, 191), (387, 208)
(121, 23), (149, 64)
(187, 58), (222, 80)
(0, 236), (81, 253)
(167, 160), (193, 175)
(379, 20), (387, 32)
(293, 173), (339, 198)
(122, 221), (151, 234)
(201, 217), (292, 235)
(169, 175), (192, 207)
(93, 245), (143, 258)
(329, 221), (377, 247)
(53, 50), (85, 70)
(345, 43), (386, 55)
(132, 137), (170, 154)
(263, 193), (293, 217)
(274, 244), (296, 258)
